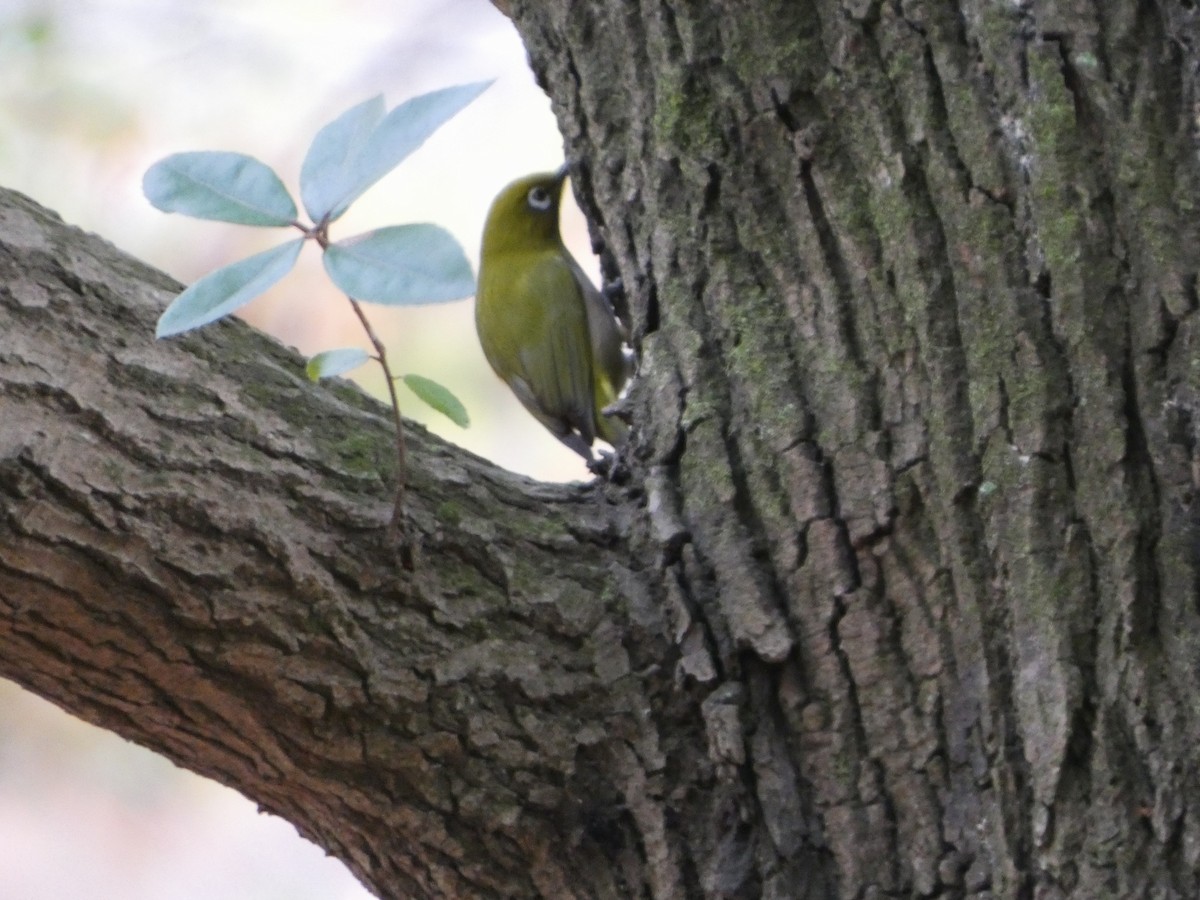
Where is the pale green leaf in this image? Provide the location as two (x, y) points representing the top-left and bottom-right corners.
(300, 95), (386, 223)
(144, 151), (297, 226)
(323, 225), (475, 305)
(156, 239), (304, 337)
(313, 81), (493, 222)
(306, 347), (372, 381)
(402, 374), (469, 428)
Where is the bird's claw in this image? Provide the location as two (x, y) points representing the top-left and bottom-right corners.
(588, 448), (630, 484)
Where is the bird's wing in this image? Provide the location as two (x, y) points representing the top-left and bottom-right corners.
(511, 254), (597, 446)
(569, 257), (631, 401)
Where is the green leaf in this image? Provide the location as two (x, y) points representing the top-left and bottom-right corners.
(402, 374), (469, 428)
(323, 224), (475, 305)
(305, 81), (493, 223)
(156, 238), (304, 338)
(306, 347), (371, 381)
(144, 151), (298, 226)
(299, 95), (386, 223)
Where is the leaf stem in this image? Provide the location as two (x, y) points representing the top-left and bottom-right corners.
(347, 298), (408, 540)
(311, 225), (408, 546)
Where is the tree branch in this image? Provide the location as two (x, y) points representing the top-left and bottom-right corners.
(0, 187), (659, 898)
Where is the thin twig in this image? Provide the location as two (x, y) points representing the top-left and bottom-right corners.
(347, 298), (408, 540)
(310, 221), (409, 548)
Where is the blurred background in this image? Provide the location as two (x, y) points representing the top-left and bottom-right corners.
(0, 0), (598, 896)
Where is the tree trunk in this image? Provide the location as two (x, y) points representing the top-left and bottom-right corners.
(3, 0), (1200, 897)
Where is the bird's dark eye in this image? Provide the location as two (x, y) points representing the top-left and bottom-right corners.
(527, 186), (553, 211)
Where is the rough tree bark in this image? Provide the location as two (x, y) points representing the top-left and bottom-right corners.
(2, 0), (1199, 897)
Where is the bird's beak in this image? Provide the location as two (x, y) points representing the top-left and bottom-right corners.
(554, 162), (571, 182)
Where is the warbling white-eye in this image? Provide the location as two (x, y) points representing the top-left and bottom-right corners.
(476, 167), (631, 464)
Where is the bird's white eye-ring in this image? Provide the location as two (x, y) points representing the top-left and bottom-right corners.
(527, 186), (553, 211)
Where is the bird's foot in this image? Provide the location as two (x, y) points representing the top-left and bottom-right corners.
(588, 448), (630, 484)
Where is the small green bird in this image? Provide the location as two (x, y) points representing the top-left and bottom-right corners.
(476, 167), (631, 463)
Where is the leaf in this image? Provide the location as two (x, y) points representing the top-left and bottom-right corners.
(305, 81), (493, 223)
(299, 95), (386, 223)
(156, 238), (304, 338)
(144, 152), (298, 226)
(306, 347), (372, 381)
(323, 224), (475, 305)
(402, 374), (469, 428)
